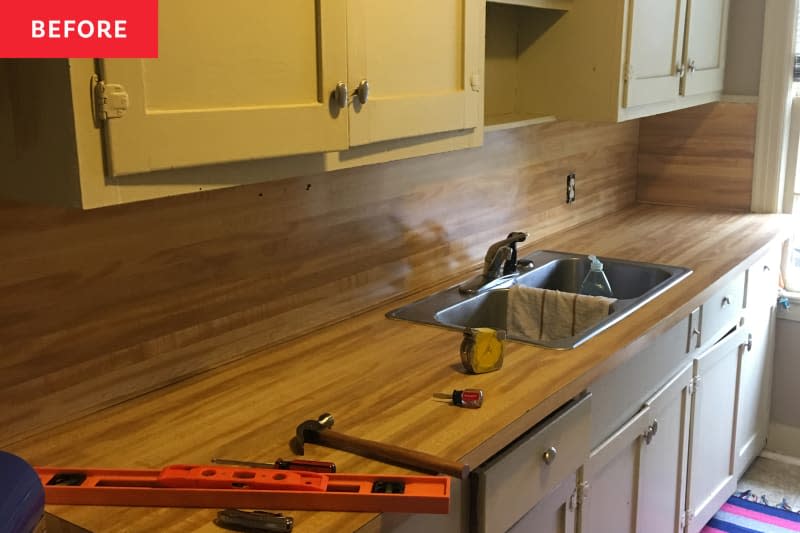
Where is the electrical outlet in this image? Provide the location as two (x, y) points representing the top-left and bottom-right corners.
(566, 173), (576, 204)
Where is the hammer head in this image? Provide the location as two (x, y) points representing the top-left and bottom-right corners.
(293, 413), (334, 455)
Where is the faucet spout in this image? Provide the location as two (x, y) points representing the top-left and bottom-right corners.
(483, 232), (528, 277)
(459, 231), (530, 294)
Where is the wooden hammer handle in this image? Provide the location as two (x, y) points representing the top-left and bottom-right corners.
(313, 429), (469, 479)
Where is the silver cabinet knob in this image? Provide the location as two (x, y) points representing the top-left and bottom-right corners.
(688, 59), (696, 73)
(676, 63), (686, 78)
(644, 419), (659, 445)
(542, 446), (558, 465)
(355, 79), (369, 105)
(334, 82), (349, 108)
(721, 296), (731, 308)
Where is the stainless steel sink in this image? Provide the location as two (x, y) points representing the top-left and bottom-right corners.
(387, 250), (692, 349)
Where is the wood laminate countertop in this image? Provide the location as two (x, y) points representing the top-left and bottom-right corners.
(8, 205), (792, 532)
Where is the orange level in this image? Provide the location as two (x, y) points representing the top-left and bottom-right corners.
(36, 464), (450, 514)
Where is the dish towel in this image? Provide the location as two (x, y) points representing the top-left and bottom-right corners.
(507, 285), (617, 341)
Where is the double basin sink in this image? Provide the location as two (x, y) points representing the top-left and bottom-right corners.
(387, 250), (692, 349)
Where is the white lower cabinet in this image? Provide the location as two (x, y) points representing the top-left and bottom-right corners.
(581, 363), (692, 533)
(464, 255), (778, 533)
(685, 328), (746, 533)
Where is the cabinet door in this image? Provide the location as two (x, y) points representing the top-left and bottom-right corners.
(583, 363), (692, 533)
(623, 0), (687, 108)
(581, 405), (651, 533)
(681, 0), (729, 96)
(735, 304), (776, 477)
(637, 363), (693, 533)
(685, 328), (745, 533)
(508, 472), (577, 533)
(101, 1), (349, 176)
(345, 0), (482, 146)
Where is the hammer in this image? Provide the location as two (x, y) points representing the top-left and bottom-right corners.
(293, 413), (469, 479)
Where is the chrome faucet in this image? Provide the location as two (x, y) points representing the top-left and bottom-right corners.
(459, 232), (531, 294)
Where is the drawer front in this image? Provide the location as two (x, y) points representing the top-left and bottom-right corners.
(690, 272), (745, 353)
(475, 393), (591, 533)
(745, 247), (781, 311)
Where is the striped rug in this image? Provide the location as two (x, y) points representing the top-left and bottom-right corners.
(702, 496), (800, 532)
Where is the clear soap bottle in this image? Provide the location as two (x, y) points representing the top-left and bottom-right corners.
(579, 255), (614, 297)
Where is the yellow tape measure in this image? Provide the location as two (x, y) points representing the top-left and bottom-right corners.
(460, 327), (506, 374)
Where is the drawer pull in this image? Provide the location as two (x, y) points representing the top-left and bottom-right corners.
(542, 446), (558, 465)
(643, 419), (659, 445)
(721, 296), (732, 308)
(745, 333), (753, 352)
(764, 265), (771, 272)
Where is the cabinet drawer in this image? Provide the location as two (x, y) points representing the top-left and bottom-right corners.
(745, 248), (781, 311)
(474, 393), (591, 533)
(689, 272), (745, 353)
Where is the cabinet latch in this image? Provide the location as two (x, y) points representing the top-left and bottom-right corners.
(91, 74), (129, 123)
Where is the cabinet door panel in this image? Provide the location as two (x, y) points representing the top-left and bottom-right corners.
(686, 329), (744, 533)
(735, 305), (776, 477)
(346, 0), (482, 146)
(102, 0), (348, 176)
(637, 364), (692, 533)
(508, 472), (577, 533)
(682, 0), (729, 96)
(582, 406), (651, 533)
(623, 0), (686, 108)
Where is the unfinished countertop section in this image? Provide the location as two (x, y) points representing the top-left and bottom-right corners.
(7, 205), (791, 532)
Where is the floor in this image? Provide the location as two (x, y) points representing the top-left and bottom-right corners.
(738, 454), (800, 510)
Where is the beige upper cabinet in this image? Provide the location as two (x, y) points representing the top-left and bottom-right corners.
(623, 0), (729, 118)
(102, 0), (482, 176)
(1, 2), (484, 208)
(485, 0), (730, 125)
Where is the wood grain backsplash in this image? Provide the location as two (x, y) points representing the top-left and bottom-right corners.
(0, 120), (638, 445)
(637, 101), (757, 211)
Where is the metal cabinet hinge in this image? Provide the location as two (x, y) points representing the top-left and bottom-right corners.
(688, 375), (701, 396)
(569, 481), (589, 510)
(91, 74), (129, 123)
(681, 509), (694, 529)
(470, 73), (481, 92)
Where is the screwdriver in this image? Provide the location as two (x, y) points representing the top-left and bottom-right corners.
(211, 457), (336, 473)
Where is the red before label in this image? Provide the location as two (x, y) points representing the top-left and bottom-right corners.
(0, 0), (158, 58)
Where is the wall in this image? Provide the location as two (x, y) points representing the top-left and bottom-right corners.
(637, 101), (758, 211)
(724, 0), (765, 97)
(0, 119), (639, 446)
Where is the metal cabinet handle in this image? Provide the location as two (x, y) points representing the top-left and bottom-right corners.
(542, 446), (558, 465)
(764, 265), (771, 272)
(334, 82), (349, 108)
(745, 333), (753, 352)
(644, 419), (659, 445)
(688, 59), (696, 73)
(676, 63), (686, 78)
(721, 296), (731, 308)
(355, 79), (369, 105)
